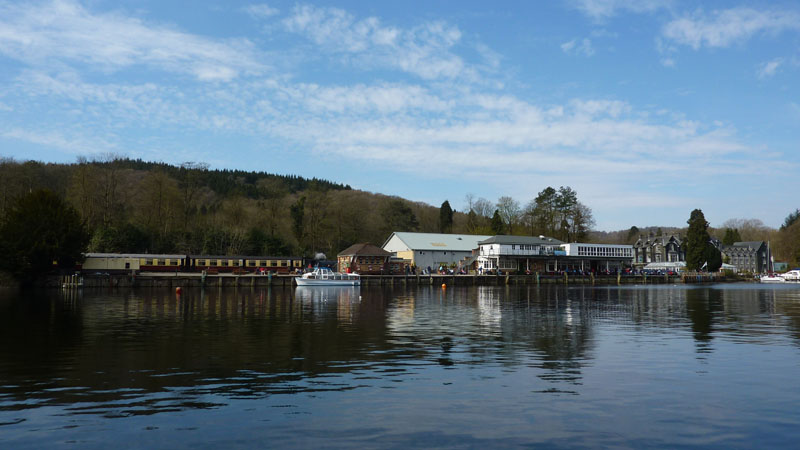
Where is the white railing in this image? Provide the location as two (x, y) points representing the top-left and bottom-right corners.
(481, 248), (557, 256)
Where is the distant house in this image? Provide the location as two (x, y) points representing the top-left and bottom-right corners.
(720, 241), (771, 273)
(337, 243), (392, 275)
(382, 232), (491, 270)
(633, 233), (684, 268)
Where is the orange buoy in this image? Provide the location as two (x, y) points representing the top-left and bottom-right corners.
(441, 283), (446, 289)
(175, 287), (182, 294)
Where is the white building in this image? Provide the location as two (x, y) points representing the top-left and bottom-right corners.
(476, 235), (563, 273)
(476, 237), (634, 273)
(382, 232), (491, 270)
(561, 243), (634, 272)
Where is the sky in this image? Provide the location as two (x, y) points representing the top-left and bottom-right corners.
(0, 0), (798, 231)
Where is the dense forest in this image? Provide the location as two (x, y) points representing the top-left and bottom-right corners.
(1, 156), (798, 267)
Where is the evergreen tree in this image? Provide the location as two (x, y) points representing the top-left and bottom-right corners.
(782, 209), (800, 231)
(466, 209), (479, 233)
(627, 226), (640, 243)
(0, 190), (89, 282)
(491, 210), (505, 235)
(722, 228), (742, 245)
(686, 209), (713, 271)
(381, 199), (419, 233)
(439, 200), (453, 233)
(290, 196), (305, 251)
(704, 244), (723, 272)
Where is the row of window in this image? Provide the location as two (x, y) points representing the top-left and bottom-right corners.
(141, 259), (179, 266)
(577, 246), (632, 257)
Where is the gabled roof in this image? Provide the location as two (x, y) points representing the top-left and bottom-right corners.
(383, 232), (491, 252)
(338, 243), (392, 257)
(733, 241), (765, 250)
(478, 235), (563, 245)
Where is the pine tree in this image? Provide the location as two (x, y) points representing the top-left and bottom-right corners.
(491, 210), (505, 235)
(0, 190), (89, 282)
(686, 209), (719, 271)
(439, 200), (453, 233)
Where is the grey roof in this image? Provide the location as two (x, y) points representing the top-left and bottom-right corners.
(733, 241), (765, 249)
(634, 234), (682, 247)
(383, 232), (491, 252)
(479, 235), (563, 245)
(338, 243), (391, 257)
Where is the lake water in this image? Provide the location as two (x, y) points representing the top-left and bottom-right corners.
(2, 284), (800, 448)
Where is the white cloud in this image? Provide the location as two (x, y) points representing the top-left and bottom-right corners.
(1, 126), (116, 154)
(0, 0), (266, 81)
(561, 38), (595, 56)
(242, 3), (279, 19)
(662, 7), (800, 49)
(570, 0), (672, 20)
(282, 4), (470, 80)
(757, 58), (784, 79)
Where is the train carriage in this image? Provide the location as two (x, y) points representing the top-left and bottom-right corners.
(189, 255), (246, 274)
(82, 253), (189, 273)
(241, 256), (304, 274)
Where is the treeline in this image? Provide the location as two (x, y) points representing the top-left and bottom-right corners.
(462, 186), (595, 242)
(0, 157), (600, 260)
(4, 156), (797, 267)
(0, 157), (471, 259)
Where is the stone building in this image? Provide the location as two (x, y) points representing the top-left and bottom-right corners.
(337, 243), (393, 275)
(719, 241), (771, 273)
(633, 233), (684, 268)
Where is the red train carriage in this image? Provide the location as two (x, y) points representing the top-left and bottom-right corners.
(189, 256), (245, 274)
(241, 256), (304, 274)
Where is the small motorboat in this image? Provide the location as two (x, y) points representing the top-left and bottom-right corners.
(294, 267), (360, 286)
(781, 269), (800, 282)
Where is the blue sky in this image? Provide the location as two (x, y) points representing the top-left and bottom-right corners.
(1, 0), (798, 230)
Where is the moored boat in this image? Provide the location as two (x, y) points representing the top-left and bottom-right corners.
(294, 267), (360, 286)
(781, 269), (800, 282)
(759, 273), (785, 283)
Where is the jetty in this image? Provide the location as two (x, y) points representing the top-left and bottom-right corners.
(58, 270), (739, 289)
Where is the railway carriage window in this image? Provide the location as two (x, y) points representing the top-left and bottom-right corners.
(145, 259), (153, 265)
(232, 260), (240, 267)
(170, 260), (178, 266)
(247, 260), (256, 267)
(281, 261), (287, 267)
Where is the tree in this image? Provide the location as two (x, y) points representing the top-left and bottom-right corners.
(686, 209), (716, 271)
(626, 226), (640, 243)
(439, 200), (454, 233)
(782, 209), (800, 231)
(0, 190), (89, 282)
(704, 243), (723, 272)
(381, 199), (419, 234)
(722, 228), (742, 245)
(290, 196), (306, 251)
(496, 196), (521, 234)
(490, 210), (505, 235)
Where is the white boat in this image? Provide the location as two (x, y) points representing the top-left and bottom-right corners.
(760, 273), (786, 283)
(781, 269), (800, 282)
(294, 267), (360, 286)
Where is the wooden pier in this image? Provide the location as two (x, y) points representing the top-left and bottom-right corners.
(59, 271), (728, 289)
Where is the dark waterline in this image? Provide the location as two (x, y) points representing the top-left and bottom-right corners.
(2, 284), (800, 448)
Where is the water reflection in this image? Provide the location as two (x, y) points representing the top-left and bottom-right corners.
(2, 284), (800, 447)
